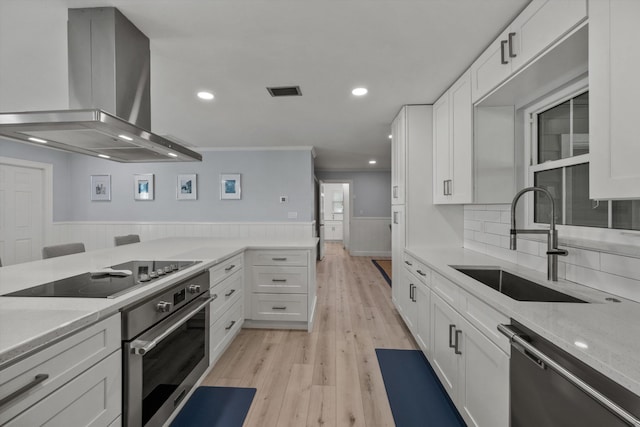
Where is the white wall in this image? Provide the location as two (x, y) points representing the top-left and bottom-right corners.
(464, 204), (640, 303)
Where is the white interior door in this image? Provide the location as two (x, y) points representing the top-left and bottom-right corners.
(342, 183), (350, 251)
(0, 162), (44, 265)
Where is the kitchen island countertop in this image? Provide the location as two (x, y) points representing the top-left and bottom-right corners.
(0, 237), (317, 369)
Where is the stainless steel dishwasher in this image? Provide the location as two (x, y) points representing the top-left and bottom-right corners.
(498, 321), (640, 427)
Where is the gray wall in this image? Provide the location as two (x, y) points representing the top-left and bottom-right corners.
(315, 170), (391, 217)
(1, 139), (314, 222)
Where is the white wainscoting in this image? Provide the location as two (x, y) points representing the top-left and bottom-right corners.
(349, 217), (392, 257)
(49, 222), (315, 251)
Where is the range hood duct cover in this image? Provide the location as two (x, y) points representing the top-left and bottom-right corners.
(0, 7), (201, 162)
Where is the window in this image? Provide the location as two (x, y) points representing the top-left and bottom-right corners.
(526, 83), (640, 237)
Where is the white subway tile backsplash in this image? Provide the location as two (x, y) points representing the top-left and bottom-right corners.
(464, 220), (482, 231)
(565, 265), (640, 303)
(516, 251), (547, 273)
(463, 205), (640, 302)
(476, 210), (502, 223)
(601, 253), (640, 281)
(484, 222), (509, 236)
(564, 247), (601, 270)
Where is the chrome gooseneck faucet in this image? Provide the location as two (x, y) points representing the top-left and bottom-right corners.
(510, 186), (568, 281)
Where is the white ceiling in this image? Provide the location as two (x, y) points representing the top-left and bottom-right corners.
(12, 0), (530, 170)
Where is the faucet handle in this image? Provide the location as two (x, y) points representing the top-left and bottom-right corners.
(547, 249), (568, 256)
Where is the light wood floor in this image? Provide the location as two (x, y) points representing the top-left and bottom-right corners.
(201, 242), (418, 427)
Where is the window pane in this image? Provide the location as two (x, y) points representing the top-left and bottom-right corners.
(565, 163), (607, 227)
(538, 100), (570, 163)
(573, 92), (589, 156)
(612, 201), (640, 231)
(534, 168), (563, 224)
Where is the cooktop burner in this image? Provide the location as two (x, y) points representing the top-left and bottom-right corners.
(2, 260), (201, 298)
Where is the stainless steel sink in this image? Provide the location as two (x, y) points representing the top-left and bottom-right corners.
(451, 266), (588, 303)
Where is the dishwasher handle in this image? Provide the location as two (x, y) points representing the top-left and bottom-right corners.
(498, 324), (640, 427)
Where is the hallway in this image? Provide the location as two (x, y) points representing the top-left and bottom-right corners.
(201, 242), (418, 426)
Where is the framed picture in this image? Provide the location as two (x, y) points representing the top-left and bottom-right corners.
(134, 174), (154, 200)
(90, 175), (111, 201)
(220, 173), (241, 200)
(177, 174), (197, 200)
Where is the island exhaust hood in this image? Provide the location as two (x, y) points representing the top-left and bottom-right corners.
(0, 7), (202, 163)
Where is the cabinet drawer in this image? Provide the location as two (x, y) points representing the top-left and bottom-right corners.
(251, 250), (308, 267)
(4, 349), (121, 427)
(403, 253), (430, 285)
(431, 272), (460, 309)
(0, 314), (121, 424)
(252, 266), (308, 294)
(210, 270), (243, 323)
(460, 289), (510, 354)
(210, 300), (244, 364)
(209, 253), (243, 285)
(251, 293), (308, 322)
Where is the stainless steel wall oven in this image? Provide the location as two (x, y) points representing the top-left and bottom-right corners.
(122, 269), (211, 427)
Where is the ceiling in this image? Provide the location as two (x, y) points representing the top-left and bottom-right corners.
(4, 0), (530, 171)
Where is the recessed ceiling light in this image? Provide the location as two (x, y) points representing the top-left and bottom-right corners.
(197, 91), (214, 100)
(388, 134), (392, 139)
(574, 341), (588, 349)
(118, 134), (133, 141)
(98, 154), (110, 159)
(369, 160), (377, 164)
(352, 87), (368, 96)
(168, 152), (178, 158)
(28, 137), (47, 143)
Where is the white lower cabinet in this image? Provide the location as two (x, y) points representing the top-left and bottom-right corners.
(0, 314), (122, 426)
(397, 267), (417, 331)
(209, 259), (244, 365)
(414, 281), (431, 356)
(431, 292), (509, 427)
(245, 249), (316, 330)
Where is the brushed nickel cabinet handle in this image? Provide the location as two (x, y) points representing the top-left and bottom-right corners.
(272, 257), (287, 261)
(0, 374), (49, 407)
(271, 279), (287, 282)
(454, 330), (462, 355)
(225, 289), (236, 297)
(500, 39), (508, 64)
(404, 260), (413, 266)
(416, 270), (427, 277)
(272, 306), (287, 310)
(448, 324), (456, 349)
(224, 264), (235, 272)
(508, 32), (516, 58)
(225, 320), (236, 330)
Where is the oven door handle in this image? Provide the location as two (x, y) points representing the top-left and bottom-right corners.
(131, 295), (213, 355)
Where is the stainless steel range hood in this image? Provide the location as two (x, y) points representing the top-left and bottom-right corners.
(0, 7), (202, 162)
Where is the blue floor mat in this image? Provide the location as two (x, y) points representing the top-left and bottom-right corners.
(376, 349), (466, 427)
(170, 386), (256, 427)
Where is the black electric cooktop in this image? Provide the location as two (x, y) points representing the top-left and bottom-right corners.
(2, 260), (201, 298)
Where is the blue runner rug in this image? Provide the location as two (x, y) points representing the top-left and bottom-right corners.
(372, 259), (392, 286)
(170, 386), (256, 427)
(376, 349), (466, 427)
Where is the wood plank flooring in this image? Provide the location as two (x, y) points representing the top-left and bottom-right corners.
(201, 242), (418, 426)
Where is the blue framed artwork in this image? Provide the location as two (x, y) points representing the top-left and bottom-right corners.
(134, 174), (154, 200)
(220, 173), (241, 200)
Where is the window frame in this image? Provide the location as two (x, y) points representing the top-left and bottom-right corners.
(523, 77), (640, 245)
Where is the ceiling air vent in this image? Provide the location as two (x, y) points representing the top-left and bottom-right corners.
(267, 86), (302, 97)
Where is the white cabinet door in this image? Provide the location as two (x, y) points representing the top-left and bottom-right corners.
(391, 205), (405, 306)
(430, 293), (459, 401)
(449, 72), (473, 204)
(391, 107), (406, 205)
(457, 317), (509, 427)
(470, 27), (513, 103)
(510, 0), (587, 71)
(589, 0), (640, 199)
(433, 71), (473, 204)
(414, 281), (431, 356)
(432, 93), (450, 204)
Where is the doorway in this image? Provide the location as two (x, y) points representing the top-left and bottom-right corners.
(0, 157), (52, 265)
(319, 180), (351, 256)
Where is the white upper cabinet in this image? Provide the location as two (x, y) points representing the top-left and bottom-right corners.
(589, 0), (640, 199)
(470, 0), (587, 103)
(391, 107), (406, 205)
(433, 71), (473, 204)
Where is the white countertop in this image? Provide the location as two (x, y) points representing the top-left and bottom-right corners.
(406, 245), (640, 397)
(0, 237), (317, 369)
